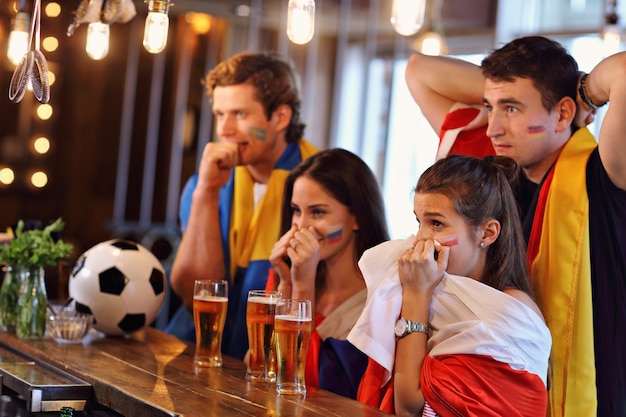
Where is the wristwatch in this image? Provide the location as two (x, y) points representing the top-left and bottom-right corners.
(394, 318), (429, 338)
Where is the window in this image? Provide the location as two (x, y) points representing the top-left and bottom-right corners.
(381, 54), (485, 239)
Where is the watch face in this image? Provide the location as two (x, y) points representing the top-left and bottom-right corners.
(394, 319), (407, 337)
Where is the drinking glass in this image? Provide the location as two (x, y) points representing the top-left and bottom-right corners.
(193, 279), (228, 367)
(246, 290), (282, 382)
(274, 299), (313, 395)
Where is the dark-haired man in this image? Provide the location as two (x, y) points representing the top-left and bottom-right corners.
(406, 37), (626, 416)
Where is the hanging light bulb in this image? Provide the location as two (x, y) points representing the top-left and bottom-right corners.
(413, 31), (448, 56)
(602, 0), (622, 57)
(7, 11), (30, 65)
(412, 0), (447, 56)
(143, 0), (172, 54)
(86, 21), (110, 60)
(391, 0), (426, 36)
(287, 0), (315, 45)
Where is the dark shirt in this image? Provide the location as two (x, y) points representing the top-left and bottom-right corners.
(517, 149), (626, 417)
(586, 148), (626, 417)
(518, 172), (539, 244)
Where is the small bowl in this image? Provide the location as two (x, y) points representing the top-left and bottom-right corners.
(48, 311), (93, 344)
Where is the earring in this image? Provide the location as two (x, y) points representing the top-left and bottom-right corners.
(480, 242), (487, 249)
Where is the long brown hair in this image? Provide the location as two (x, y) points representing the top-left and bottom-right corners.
(280, 148), (390, 287)
(415, 155), (533, 295)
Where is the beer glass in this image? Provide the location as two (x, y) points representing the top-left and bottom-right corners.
(274, 299), (313, 395)
(193, 279), (228, 368)
(246, 290), (282, 382)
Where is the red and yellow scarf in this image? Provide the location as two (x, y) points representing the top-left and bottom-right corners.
(528, 127), (597, 417)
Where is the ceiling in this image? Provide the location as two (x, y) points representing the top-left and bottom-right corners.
(166, 0), (498, 36)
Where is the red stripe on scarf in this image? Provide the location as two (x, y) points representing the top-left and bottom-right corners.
(441, 107), (481, 130)
(265, 269), (277, 291)
(527, 167), (555, 267)
(439, 109), (495, 158)
(357, 354), (546, 416)
(304, 313), (324, 389)
(421, 354), (547, 417)
(357, 358), (395, 413)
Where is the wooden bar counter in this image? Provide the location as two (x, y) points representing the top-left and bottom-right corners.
(0, 328), (392, 417)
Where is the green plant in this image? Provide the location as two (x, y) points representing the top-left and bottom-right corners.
(0, 218), (73, 268)
(0, 218), (73, 337)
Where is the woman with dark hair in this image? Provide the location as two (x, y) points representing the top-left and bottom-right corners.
(268, 148), (389, 399)
(351, 155), (551, 417)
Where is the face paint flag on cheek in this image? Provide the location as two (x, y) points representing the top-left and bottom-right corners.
(326, 228), (343, 244)
(248, 126), (267, 141)
(527, 125), (547, 140)
(438, 234), (459, 247)
(433, 235), (458, 260)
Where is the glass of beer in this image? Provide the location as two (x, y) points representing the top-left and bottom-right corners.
(274, 299), (313, 395)
(193, 279), (228, 368)
(246, 290), (282, 382)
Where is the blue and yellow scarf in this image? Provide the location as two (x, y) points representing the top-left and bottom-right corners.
(218, 139), (317, 359)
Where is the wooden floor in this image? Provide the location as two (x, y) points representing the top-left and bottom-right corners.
(0, 328), (392, 417)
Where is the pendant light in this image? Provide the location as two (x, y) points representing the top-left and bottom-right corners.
(143, 0), (173, 54)
(7, 3), (30, 65)
(391, 0), (426, 36)
(287, 0), (315, 44)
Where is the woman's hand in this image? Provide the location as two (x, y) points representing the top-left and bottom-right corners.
(270, 224), (298, 289)
(287, 226), (320, 281)
(270, 225), (320, 297)
(394, 238), (449, 417)
(397, 239), (449, 296)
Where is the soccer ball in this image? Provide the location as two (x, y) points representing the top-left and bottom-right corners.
(69, 239), (166, 336)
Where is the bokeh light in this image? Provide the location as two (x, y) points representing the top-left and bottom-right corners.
(36, 104), (53, 120)
(185, 12), (211, 34)
(45, 2), (61, 18)
(0, 167), (15, 185)
(33, 136), (51, 154)
(43, 36), (59, 52)
(30, 171), (48, 188)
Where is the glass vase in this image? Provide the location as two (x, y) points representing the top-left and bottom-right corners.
(15, 266), (48, 340)
(0, 266), (23, 333)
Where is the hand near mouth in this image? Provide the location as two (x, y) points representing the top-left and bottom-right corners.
(270, 225), (320, 300)
(197, 142), (240, 192)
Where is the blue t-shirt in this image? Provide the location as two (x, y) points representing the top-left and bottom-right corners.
(166, 142), (308, 360)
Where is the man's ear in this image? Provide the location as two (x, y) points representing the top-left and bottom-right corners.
(271, 104), (292, 132)
(555, 96), (576, 133)
(480, 219), (500, 247)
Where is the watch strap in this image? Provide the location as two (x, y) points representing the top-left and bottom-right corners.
(579, 72), (607, 110)
(396, 318), (429, 337)
(407, 319), (429, 335)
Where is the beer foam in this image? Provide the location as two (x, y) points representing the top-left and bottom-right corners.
(275, 315), (312, 322)
(194, 295), (228, 302)
(248, 296), (279, 305)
